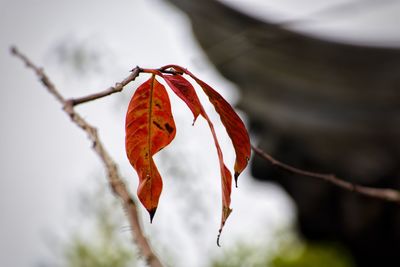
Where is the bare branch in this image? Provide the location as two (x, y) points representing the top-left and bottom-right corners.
(11, 46), (164, 267)
(69, 67), (142, 106)
(65, 67), (183, 107)
(252, 145), (400, 205)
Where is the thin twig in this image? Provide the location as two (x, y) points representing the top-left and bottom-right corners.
(68, 67), (181, 107)
(11, 46), (164, 267)
(252, 145), (400, 205)
(68, 67), (142, 106)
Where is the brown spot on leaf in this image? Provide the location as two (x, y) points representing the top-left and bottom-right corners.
(153, 121), (163, 130)
(165, 123), (174, 134)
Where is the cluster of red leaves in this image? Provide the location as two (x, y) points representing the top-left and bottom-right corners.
(125, 65), (250, 244)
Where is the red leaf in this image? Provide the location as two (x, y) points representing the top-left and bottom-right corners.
(125, 75), (176, 222)
(162, 65), (251, 186)
(194, 78), (251, 185)
(161, 74), (202, 124)
(205, 115), (232, 246)
(161, 72), (234, 245)
(198, 107), (233, 245)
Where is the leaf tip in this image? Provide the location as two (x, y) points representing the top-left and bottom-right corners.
(192, 117), (198, 126)
(148, 208), (157, 223)
(217, 207), (232, 247)
(234, 172), (240, 188)
(216, 232), (222, 247)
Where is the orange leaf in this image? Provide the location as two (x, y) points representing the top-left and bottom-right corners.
(125, 75), (176, 222)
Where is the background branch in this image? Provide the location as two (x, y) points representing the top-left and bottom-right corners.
(252, 145), (400, 205)
(11, 46), (164, 267)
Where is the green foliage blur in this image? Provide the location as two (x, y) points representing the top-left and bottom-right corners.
(271, 242), (354, 267)
(64, 235), (133, 267)
(58, 181), (354, 267)
(212, 229), (355, 267)
(61, 185), (137, 267)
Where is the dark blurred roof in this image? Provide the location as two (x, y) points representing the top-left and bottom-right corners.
(166, 0), (400, 135)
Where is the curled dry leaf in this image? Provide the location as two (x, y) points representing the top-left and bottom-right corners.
(161, 73), (233, 245)
(162, 65), (251, 185)
(126, 66), (251, 245)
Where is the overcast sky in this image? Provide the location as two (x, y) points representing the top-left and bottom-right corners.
(1, 0), (399, 266)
